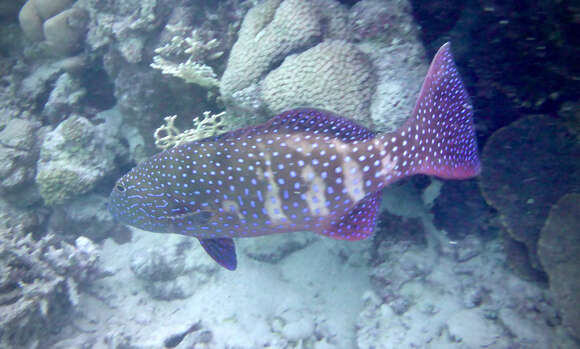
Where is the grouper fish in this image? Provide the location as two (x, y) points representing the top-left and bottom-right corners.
(109, 43), (480, 270)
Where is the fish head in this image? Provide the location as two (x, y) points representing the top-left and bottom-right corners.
(108, 154), (216, 234)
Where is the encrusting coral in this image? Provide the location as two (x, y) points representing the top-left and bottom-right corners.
(538, 193), (580, 340)
(478, 115), (580, 275)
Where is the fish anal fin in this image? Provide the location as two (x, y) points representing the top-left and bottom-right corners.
(318, 192), (382, 241)
(199, 238), (237, 270)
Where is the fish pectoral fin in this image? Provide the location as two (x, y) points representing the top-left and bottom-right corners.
(317, 192), (382, 241)
(199, 238), (237, 270)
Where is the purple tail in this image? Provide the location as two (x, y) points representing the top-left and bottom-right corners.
(380, 42), (480, 181)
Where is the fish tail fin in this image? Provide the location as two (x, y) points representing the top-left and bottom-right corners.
(378, 42), (480, 182)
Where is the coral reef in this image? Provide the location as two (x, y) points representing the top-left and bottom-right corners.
(538, 193), (580, 340)
(3, 0), (579, 347)
(478, 115), (580, 275)
(0, 229), (104, 349)
(261, 40), (375, 125)
(222, 0), (427, 132)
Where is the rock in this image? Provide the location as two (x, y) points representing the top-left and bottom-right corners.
(242, 231), (315, 263)
(538, 193), (580, 339)
(432, 180), (494, 240)
(462, 287), (484, 308)
(360, 36), (428, 134)
(43, 72), (86, 123)
(282, 317), (315, 342)
(48, 194), (117, 242)
(350, 0), (421, 44)
(498, 308), (551, 348)
(0, 118), (41, 200)
(130, 237), (218, 300)
(35, 114), (125, 206)
(454, 234), (483, 262)
(446, 309), (502, 347)
(0, 198), (42, 235)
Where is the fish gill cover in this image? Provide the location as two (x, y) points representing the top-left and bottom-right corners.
(109, 43), (479, 270)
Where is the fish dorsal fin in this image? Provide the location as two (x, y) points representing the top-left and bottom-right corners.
(263, 108), (375, 142)
(203, 108), (375, 143)
(318, 192), (382, 241)
(198, 238), (237, 270)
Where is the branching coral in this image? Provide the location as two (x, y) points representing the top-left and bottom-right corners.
(154, 111), (227, 150)
(150, 24), (223, 88)
(0, 230), (106, 348)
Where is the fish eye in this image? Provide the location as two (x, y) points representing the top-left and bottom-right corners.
(116, 184), (125, 192)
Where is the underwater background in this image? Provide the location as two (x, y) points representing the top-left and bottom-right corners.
(0, 0), (579, 348)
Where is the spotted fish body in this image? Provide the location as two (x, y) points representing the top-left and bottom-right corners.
(109, 43), (480, 270)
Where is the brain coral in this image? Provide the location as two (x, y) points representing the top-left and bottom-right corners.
(220, 0), (322, 97)
(261, 40), (376, 125)
(18, 0), (87, 56)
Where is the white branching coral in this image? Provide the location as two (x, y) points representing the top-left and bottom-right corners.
(151, 24), (223, 88)
(154, 111), (227, 150)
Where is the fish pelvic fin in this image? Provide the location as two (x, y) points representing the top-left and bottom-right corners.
(377, 42), (481, 184)
(199, 238), (237, 270)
